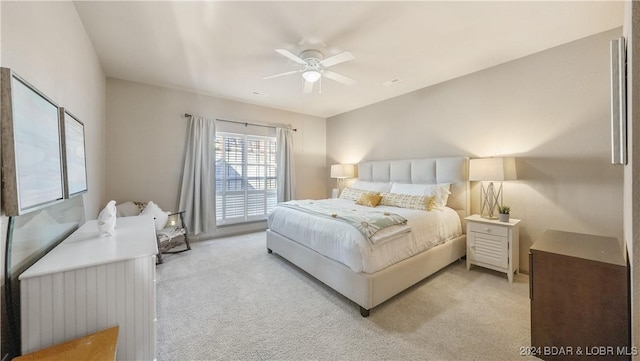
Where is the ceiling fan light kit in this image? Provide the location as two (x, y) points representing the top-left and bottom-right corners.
(302, 70), (321, 83)
(263, 48), (356, 93)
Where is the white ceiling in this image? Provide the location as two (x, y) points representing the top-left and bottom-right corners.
(74, 1), (624, 118)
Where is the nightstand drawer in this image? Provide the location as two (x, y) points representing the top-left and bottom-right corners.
(468, 222), (508, 237)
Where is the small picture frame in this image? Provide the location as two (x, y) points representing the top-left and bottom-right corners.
(60, 108), (88, 198)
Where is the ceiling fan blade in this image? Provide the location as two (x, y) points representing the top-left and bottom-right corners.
(262, 70), (299, 80)
(275, 49), (307, 65)
(320, 51), (354, 68)
(303, 79), (314, 94)
(323, 70), (356, 86)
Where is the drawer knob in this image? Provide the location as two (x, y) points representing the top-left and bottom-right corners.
(485, 228), (491, 232)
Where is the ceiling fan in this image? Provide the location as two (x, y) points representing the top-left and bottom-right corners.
(263, 49), (356, 93)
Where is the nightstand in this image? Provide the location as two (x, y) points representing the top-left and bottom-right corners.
(465, 214), (521, 282)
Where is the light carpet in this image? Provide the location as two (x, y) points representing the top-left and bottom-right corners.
(156, 231), (537, 361)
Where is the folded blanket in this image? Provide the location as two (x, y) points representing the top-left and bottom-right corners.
(278, 199), (411, 245)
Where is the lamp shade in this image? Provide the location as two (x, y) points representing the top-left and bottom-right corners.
(330, 164), (355, 178)
(469, 157), (517, 181)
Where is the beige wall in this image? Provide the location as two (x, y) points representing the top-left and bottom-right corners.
(1, 1), (106, 217)
(327, 28), (623, 273)
(105, 78), (327, 238)
(0, 1), (106, 357)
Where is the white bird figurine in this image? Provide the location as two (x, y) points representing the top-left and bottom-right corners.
(97, 200), (117, 237)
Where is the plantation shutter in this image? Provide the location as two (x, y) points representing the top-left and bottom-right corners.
(215, 132), (277, 225)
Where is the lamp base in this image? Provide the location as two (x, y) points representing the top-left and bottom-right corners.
(336, 178), (348, 197)
(480, 182), (503, 219)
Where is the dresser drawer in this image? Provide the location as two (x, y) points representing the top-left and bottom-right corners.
(468, 221), (508, 237)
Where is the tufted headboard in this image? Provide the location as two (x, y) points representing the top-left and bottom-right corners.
(357, 157), (470, 229)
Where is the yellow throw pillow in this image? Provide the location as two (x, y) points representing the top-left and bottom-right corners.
(379, 192), (436, 211)
(356, 193), (382, 207)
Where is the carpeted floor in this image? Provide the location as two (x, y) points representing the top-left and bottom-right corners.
(156, 231), (537, 361)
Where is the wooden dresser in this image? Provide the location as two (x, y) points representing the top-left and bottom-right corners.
(529, 230), (630, 360)
(19, 216), (158, 360)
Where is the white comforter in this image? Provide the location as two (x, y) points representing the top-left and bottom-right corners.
(267, 198), (462, 274)
(277, 199), (411, 245)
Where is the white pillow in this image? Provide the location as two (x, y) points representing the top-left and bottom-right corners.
(351, 180), (392, 193)
(389, 183), (451, 208)
(435, 183), (452, 207)
(116, 201), (141, 217)
(389, 183), (430, 196)
(140, 201), (169, 230)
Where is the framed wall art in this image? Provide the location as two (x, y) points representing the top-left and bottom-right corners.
(1, 68), (65, 215)
(60, 108), (88, 198)
(610, 36), (627, 165)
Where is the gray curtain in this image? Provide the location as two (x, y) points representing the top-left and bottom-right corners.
(178, 115), (215, 235)
(276, 127), (295, 202)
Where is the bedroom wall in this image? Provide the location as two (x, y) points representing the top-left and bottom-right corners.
(1, 1), (106, 218)
(105, 78), (327, 239)
(0, 1), (106, 357)
(327, 28), (623, 274)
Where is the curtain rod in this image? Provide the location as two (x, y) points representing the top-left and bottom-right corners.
(183, 113), (297, 132)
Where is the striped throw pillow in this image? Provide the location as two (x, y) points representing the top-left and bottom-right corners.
(379, 192), (436, 211)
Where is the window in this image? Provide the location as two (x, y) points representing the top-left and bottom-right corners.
(215, 132), (277, 225)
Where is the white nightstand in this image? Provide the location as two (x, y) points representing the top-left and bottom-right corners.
(465, 214), (521, 282)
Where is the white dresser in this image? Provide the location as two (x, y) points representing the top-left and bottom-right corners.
(19, 216), (158, 360)
(465, 214), (521, 282)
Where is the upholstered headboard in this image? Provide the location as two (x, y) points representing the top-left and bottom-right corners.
(358, 157), (470, 228)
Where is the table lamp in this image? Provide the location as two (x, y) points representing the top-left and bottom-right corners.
(330, 164), (355, 197)
(469, 157), (517, 218)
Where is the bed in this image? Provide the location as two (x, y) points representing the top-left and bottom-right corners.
(266, 157), (469, 317)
